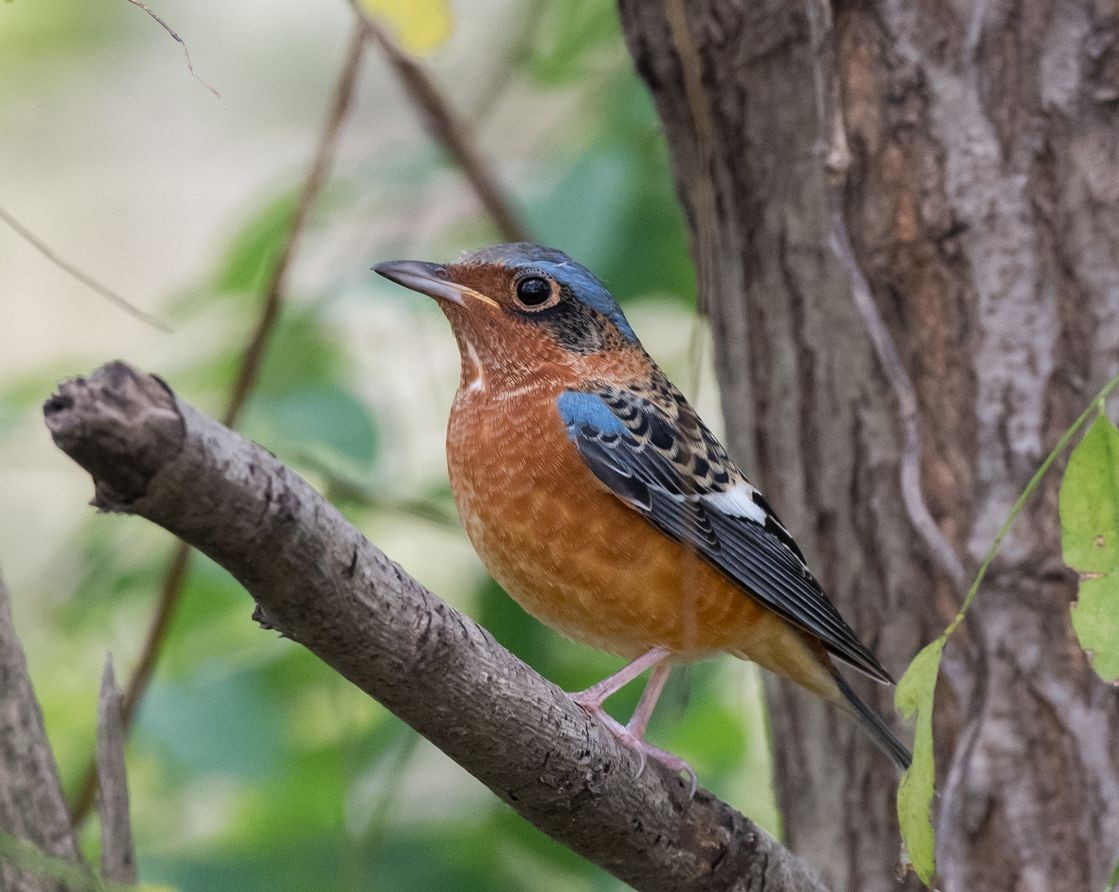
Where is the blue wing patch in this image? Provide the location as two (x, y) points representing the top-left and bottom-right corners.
(556, 390), (629, 437)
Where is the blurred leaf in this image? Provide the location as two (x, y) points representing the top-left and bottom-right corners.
(138, 668), (288, 779)
(524, 0), (620, 85)
(247, 383), (379, 470)
(895, 638), (943, 886)
(0, 832), (102, 891)
(1061, 414), (1119, 682)
(213, 193), (298, 296)
(360, 0), (453, 54)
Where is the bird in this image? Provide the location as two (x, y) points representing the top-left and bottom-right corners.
(375, 243), (911, 791)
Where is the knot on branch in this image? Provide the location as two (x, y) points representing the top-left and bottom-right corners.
(43, 361), (185, 509)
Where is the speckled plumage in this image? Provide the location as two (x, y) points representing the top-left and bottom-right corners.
(376, 243), (911, 774)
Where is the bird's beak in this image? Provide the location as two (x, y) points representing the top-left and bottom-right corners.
(373, 260), (465, 306)
(373, 259), (500, 309)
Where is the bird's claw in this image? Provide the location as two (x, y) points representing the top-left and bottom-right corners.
(571, 698), (698, 798)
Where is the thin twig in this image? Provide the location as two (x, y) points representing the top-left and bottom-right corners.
(68, 19), (368, 826)
(122, 0), (220, 98)
(354, 9), (530, 243)
(0, 204), (171, 332)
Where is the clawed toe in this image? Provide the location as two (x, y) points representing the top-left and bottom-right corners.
(571, 698), (698, 797)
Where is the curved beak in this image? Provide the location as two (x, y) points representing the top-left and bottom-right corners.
(373, 260), (464, 306)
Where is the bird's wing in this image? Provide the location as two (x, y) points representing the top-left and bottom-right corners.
(556, 385), (893, 685)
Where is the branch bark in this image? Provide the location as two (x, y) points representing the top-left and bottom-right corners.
(0, 570), (83, 892)
(96, 656), (135, 886)
(44, 361), (826, 892)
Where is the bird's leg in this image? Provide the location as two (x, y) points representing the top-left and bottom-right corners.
(568, 648), (698, 797)
(568, 646), (670, 710)
(625, 663), (671, 740)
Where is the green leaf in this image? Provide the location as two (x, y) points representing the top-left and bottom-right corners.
(1060, 414), (1119, 682)
(895, 638), (944, 885)
(892, 375), (1119, 888)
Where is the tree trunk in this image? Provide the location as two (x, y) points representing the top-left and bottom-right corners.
(618, 1), (1119, 889)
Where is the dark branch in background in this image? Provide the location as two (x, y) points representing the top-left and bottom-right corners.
(0, 204), (170, 332)
(0, 569), (88, 892)
(122, 0), (220, 98)
(353, 7), (531, 243)
(68, 17), (368, 826)
(95, 656), (135, 886)
(45, 361), (826, 892)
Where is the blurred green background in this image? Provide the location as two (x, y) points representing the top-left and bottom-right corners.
(0, 1), (777, 888)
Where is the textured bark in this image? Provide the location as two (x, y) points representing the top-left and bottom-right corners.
(618, 1), (1119, 889)
(44, 361), (826, 892)
(96, 656), (135, 885)
(0, 570), (83, 891)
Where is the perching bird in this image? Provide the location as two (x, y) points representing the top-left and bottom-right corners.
(375, 243), (911, 789)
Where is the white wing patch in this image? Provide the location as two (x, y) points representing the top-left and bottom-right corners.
(702, 484), (767, 524)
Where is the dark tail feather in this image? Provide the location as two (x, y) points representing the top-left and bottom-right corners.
(834, 674), (912, 771)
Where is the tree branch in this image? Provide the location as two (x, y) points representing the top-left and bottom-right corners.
(0, 569), (86, 892)
(44, 361), (825, 892)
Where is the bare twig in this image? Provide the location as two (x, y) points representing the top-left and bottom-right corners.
(122, 0), (220, 98)
(0, 204), (171, 332)
(95, 655), (135, 886)
(68, 18), (368, 826)
(0, 567), (88, 892)
(353, 9), (530, 243)
(44, 360), (827, 892)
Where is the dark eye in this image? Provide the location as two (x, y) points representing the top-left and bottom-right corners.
(516, 276), (551, 307)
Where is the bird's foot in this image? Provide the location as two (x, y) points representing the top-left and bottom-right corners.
(569, 692), (698, 798)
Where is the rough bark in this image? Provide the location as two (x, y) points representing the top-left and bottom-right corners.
(618, 1), (1119, 889)
(0, 570), (83, 891)
(96, 656), (135, 886)
(44, 361), (826, 892)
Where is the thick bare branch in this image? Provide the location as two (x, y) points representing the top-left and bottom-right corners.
(44, 361), (826, 892)
(0, 570), (84, 892)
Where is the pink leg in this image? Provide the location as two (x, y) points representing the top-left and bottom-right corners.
(626, 663), (671, 739)
(568, 647), (670, 709)
(568, 649), (698, 797)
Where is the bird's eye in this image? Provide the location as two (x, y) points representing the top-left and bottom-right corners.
(515, 276), (552, 307)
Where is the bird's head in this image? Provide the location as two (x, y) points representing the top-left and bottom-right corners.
(375, 243), (639, 386)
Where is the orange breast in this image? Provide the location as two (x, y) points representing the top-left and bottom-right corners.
(446, 377), (787, 661)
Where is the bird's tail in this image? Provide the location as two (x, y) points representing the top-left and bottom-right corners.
(834, 673), (912, 771)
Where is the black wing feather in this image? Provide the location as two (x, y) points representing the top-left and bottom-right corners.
(561, 386), (893, 685)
